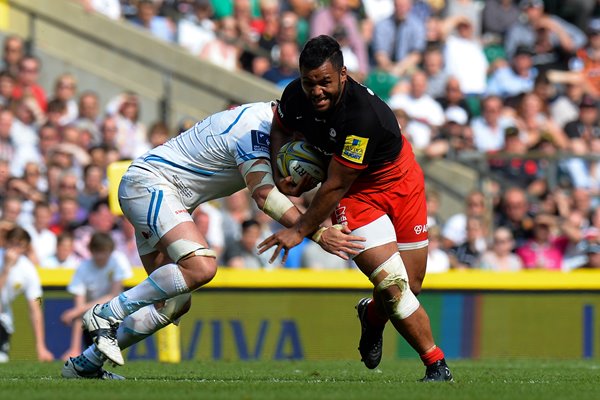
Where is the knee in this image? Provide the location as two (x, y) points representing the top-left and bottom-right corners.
(370, 253), (420, 320)
(182, 257), (217, 289)
(157, 293), (192, 322)
(410, 280), (422, 296)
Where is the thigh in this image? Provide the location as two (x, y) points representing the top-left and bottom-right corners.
(118, 174), (193, 257)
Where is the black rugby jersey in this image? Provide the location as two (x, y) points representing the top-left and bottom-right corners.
(276, 76), (403, 173)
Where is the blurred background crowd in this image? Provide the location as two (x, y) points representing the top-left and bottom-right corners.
(1, 0), (600, 274)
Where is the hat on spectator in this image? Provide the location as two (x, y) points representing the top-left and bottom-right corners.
(445, 106), (468, 125)
(588, 18), (600, 35)
(579, 95), (598, 109)
(504, 126), (519, 138)
(514, 45), (535, 57)
(519, 0), (544, 9)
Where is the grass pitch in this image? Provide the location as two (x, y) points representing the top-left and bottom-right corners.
(0, 359), (598, 400)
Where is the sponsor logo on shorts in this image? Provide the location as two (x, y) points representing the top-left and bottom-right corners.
(175, 209), (187, 215)
(335, 206), (347, 224)
(341, 135), (368, 163)
(141, 230), (153, 239)
(413, 224), (428, 235)
(251, 130), (270, 152)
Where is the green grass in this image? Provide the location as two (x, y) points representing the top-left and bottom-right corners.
(0, 359), (598, 400)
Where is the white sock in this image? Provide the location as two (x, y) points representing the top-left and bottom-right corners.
(116, 304), (171, 349)
(101, 264), (189, 320)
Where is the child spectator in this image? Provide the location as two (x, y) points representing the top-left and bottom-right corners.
(60, 232), (132, 360)
(41, 232), (79, 269)
(0, 226), (54, 362)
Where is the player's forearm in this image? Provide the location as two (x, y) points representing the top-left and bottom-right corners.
(295, 180), (347, 237)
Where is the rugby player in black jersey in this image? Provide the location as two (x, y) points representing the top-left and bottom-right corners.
(259, 35), (453, 382)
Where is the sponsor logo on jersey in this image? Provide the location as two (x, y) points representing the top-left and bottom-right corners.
(413, 224), (428, 235)
(277, 102), (284, 119)
(251, 130), (270, 152)
(341, 135), (368, 163)
(329, 128), (336, 138)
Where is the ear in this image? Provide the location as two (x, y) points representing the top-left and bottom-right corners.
(340, 66), (347, 82)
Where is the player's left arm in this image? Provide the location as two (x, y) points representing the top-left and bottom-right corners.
(258, 158), (362, 263)
(242, 158), (365, 258)
(27, 297), (54, 362)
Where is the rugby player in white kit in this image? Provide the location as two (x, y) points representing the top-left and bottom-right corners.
(61, 101), (364, 379)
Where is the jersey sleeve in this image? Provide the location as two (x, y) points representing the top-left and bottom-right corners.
(233, 128), (271, 166)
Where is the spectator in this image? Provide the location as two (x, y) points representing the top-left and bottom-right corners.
(388, 70), (445, 150)
(72, 198), (117, 260)
(223, 219), (275, 269)
(79, 0), (122, 20)
(488, 127), (547, 195)
(60, 232), (132, 360)
(425, 106), (474, 159)
(200, 16), (242, 72)
(0, 226), (54, 362)
(581, 238), (600, 268)
(482, 0), (520, 40)
(571, 18), (600, 99)
(426, 187), (444, 228)
(1, 35), (24, 77)
(426, 225), (450, 273)
(0, 71), (15, 107)
(23, 202), (57, 265)
(421, 45), (448, 99)
(480, 227), (523, 271)
(177, 0), (216, 56)
(147, 121), (171, 148)
(441, 190), (486, 249)
(11, 55), (47, 113)
(261, 40), (299, 88)
(40, 231), (79, 269)
(513, 92), (568, 150)
(50, 74), (79, 126)
(78, 164), (108, 214)
(74, 90), (101, 130)
(550, 81), (584, 129)
(372, 0), (426, 78)
(516, 213), (568, 270)
(447, 216), (487, 269)
(310, 0), (369, 79)
(130, 0), (176, 42)
(487, 45), (538, 99)
(435, 76), (471, 118)
(113, 216), (142, 267)
(443, 17), (488, 96)
(471, 95), (516, 153)
(495, 186), (534, 248)
(108, 92), (149, 159)
(504, 0), (586, 60)
(49, 196), (85, 235)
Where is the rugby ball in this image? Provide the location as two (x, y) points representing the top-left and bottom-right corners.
(276, 140), (326, 187)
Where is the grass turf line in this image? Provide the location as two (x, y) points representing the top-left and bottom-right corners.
(0, 359), (599, 400)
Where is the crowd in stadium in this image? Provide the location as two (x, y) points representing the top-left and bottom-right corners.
(0, 0), (600, 274)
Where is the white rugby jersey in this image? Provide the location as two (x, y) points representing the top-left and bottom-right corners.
(130, 102), (274, 210)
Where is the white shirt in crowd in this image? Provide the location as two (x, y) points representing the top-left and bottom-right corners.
(67, 251), (132, 302)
